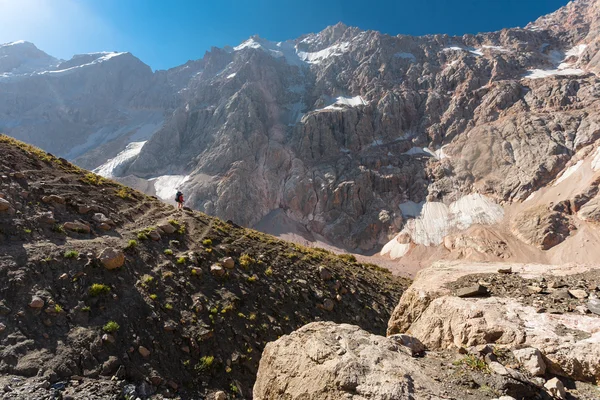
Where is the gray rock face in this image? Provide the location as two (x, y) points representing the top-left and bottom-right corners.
(4, 0), (600, 251)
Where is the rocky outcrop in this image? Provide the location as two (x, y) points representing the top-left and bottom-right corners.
(387, 261), (600, 383)
(511, 206), (573, 250)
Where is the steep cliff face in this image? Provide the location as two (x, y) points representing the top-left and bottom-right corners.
(3, 0), (600, 257)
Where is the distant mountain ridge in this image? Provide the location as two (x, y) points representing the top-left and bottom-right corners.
(2, 0), (600, 269)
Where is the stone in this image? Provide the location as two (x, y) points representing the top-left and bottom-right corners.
(551, 289), (571, 299)
(63, 221), (91, 233)
(149, 230), (161, 241)
(37, 211), (55, 224)
(497, 267), (512, 274)
(42, 195), (65, 204)
(29, 296), (44, 308)
(99, 248), (125, 270)
(138, 346), (151, 358)
(168, 381), (178, 391)
(322, 299), (334, 311)
(513, 347), (546, 376)
(98, 223), (111, 231)
(222, 257), (235, 269)
(78, 206), (92, 214)
(214, 391), (227, 400)
(0, 322), (6, 332)
(544, 377), (566, 399)
(389, 334), (425, 356)
(527, 285), (544, 294)
(568, 289), (588, 299)
(0, 198), (10, 211)
(211, 264), (225, 277)
(164, 321), (177, 332)
(102, 334), (116, 344)
(92, 213), (113, 225)
(150, 375), (163, 386)
(456, 284), (488, 298)
(318, 266), (333, 281)
(549, 280), (566, 289)
(158, 223), (176, 234)
(100, 356), (120, 376)
(587, 298), (600, 316)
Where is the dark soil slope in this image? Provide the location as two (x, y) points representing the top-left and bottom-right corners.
(0, 135), (408, 399)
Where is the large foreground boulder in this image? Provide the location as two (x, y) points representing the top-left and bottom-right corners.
(254, 322), (443, 399)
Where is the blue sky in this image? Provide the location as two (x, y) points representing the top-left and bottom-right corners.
(0, 0), (569, 71)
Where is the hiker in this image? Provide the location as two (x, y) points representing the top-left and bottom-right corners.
(175, 190), (184, 210)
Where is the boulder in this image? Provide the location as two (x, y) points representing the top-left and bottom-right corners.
(99, 248), (125, 270)
(78, 205), (92, 214)
(0, 197), (10, 211)
(92, 213), (112, 225)
(211, 264), (225, 277)
(254, 322), (446, 399)
(568, 289), (588, 299)
(388, 333), (425, 356)
(63, 221), (91, 233)
(544, 377), (566, 399)
(149, 230), (161, 241)
(318, 266), (333, 281)
(213, 391), (227, 400)
(512, 348), (546, 376)
(456, 284), (488, 298)
(222, 257), (235, 269)
(588, 298), (600, 315)
(29, 296), (44, 308)
(158, 223), (176, 234)
(37, 211), (55, 224)
(138, 346), (151, 358)
(41, 195), (65, 204)
(98, 223), (111, 231)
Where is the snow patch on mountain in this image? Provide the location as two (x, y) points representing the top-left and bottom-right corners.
(318, 95), (367, 111)
(150, 175), (190, 202)
(525, 43), (588, 79)
(234, 37), (306, 66)
(394, 52), (416, 61)
(93, 141), (146, 178)
(381, 194), (504, 259)
(39, 52), (127, 76)
(297, 42), (351, 64)
(64, 110), (164, 160)
(554, 160), (584, 185)
(592, 147), (600, 172)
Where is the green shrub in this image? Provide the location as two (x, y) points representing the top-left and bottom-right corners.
(89, 283), (111, 296)
(164, 248), (173, 255)
(149, 294), (158, 300)
(195, 355), (214, 372)
(54, 304), (63, 313)
(52, 224), (66, 234)
(176, 256), (186, 264)
(81, 306), (91, 312)
(339, 253), (357, 263)
(265, 267), (273, 276)
(125, 239), (137, 249)
(247, 275), (257, 283)
(202, 238), (212, 247)
(168, 219), (181, 227)
(165, 303), (173, 310)
(103, 321), (120, 333)
(141, 274), (154, 284)
(137, 232), (148, 240)
(239, 254), (254, 269)
(115, 187), (130, 199)
(23, 228), (32, 234)
(64, 250), (79, 259)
